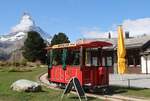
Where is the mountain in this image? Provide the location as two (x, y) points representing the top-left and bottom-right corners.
(0, 13), (52, 60)
(0, 13), (51, 43)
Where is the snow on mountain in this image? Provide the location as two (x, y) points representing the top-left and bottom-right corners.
(11, 12), (35, 33)
(0, 12), (51, 43)
(0, 32), (26, 42)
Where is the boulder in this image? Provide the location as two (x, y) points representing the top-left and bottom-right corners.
(11, 79), (41, 92)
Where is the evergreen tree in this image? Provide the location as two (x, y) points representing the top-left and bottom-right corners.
(51, 32), (70, 45)
(22, 31), (46, 63)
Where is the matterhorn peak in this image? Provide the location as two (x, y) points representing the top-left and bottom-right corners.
(20, 12), (35, 26)
(11, 12), (35, 33)
(0, 12), (51, 43)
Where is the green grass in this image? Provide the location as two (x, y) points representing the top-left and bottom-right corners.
(1, 66), (150, 101)
(0, 67), (99, 101)
(108, 86), (150, 99)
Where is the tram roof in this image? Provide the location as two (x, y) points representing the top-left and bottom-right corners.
(46, 41), (112, 50)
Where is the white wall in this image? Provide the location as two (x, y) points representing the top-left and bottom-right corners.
(141, 55), (150, 73)
(141, 56), (146, 73)
(147, 55), (150, 73)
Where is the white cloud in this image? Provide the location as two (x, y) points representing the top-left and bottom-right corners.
(82, 18), (150, 38)
(82, 27), (113, 38)
(123, 18), (150, 36)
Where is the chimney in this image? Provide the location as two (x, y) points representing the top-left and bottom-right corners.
(125, 31), (129, 39)
(108, 32), (111, 39)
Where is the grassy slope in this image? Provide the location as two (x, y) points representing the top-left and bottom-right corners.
(0, 67), (98, 101)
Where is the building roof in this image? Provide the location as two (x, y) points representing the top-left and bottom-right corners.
(77, 35), (150, 50)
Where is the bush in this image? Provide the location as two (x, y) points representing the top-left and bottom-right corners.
(8, 67), (32, 72)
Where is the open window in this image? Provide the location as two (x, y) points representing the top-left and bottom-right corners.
(66, 50), (80, 66)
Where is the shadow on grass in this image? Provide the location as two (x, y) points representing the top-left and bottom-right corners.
(24, 88), (48, 93)
(88, 86), (148, 96)
(106, 86), (128, 95)
(69, 96), (96, 101)
(111, 86), (147, 95)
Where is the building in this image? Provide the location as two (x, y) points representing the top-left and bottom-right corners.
(77, 33), (150, 74)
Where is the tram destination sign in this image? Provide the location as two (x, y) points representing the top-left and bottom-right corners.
(52, 43), (76, 49)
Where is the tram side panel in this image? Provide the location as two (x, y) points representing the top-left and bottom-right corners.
(98, 67), (109, 86)
(82, 66), (99, 87)
(50, 65), (65, 83)
(49, 66), (109, 87)
(49, 66), (83, 85)
(82, 66), (109, 87)
(64, 66), (83, 85)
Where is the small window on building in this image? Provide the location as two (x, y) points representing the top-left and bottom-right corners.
(128, 55), (134, 65)
(127, 54), (140, 67)
(135, 55), (140, 66)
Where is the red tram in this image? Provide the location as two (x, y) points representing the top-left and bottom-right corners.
(46, 40), (112, 91)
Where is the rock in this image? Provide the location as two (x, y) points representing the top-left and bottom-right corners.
(11, 79), (41, 92)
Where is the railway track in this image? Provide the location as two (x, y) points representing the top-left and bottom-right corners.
(38, 73), (149, 101)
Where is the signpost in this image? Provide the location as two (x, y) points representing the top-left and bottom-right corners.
(61, 77), (87, 101)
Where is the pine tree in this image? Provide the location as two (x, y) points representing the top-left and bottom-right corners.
(22, 31), (47, 63)
(51, 32), (70, 45)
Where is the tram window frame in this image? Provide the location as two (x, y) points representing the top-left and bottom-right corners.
(106, 56), (113, 67)
(102, 57), (106, 67)
(85, 49), (91, 66)
(52, 49), (63, 66)
(85, 48), (99, 67)
(66, 50), (80, 66)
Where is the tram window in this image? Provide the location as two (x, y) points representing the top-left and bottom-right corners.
(52, 50), (62, 65)
(66, 51), (74, 65)
(128, 55), (134, 66)
(102, 57), (105, 66)
(92, 57), (98, 66)
(73, 52), (80, 65)
(106, 56), (112, 66)
(85, 49), (99, 66)
(91, 50), (99, 66)
(85, 51), (91, 66)
(66, 51), (80, 66)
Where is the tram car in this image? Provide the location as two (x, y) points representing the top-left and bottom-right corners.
(46, 40), (112, 91)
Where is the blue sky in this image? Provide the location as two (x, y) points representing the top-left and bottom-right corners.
(0, 0), (150, 41)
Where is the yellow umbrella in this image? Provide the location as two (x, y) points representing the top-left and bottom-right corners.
(117, 25), (126, 74)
